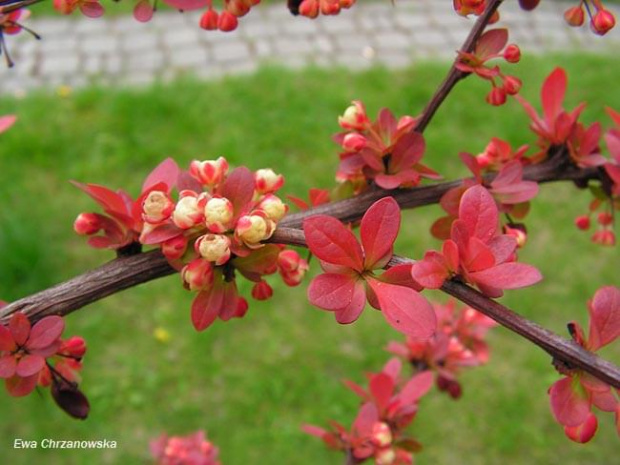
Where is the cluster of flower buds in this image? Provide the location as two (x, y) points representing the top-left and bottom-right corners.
(53, 0), (104, 18)
(574, 199), (616, 246)
(456, 29), (522, 106)
(150, 430), (220, 465)
(563, 0), (616, 35)
(199, 0), (260, 32)
(0, 309), (89, 419)
(304, 358), (432, 465)
(333, 100), (440, 193)
(387, 300), (497, 399)
(453, 0), (499, 22)
(288, 0), (356, 18)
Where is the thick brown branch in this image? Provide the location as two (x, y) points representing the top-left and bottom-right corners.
(414, 0), (504, 133)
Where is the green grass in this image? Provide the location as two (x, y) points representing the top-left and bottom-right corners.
(0, 54), (619, 465)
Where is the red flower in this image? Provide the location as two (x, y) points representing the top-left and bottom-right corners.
(304, 197), (436, 338)
(0, 313), (64, 396)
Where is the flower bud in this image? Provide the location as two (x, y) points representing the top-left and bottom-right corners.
(503, 44), (521, 63)
(235, 297), (249, 318)
(591, 229), (615, 246)
(172, 194), (203, 229)
(321, 0), (340, 15)
(189, 157), (229, 186)
(182, 258), (214, 291)
(277, 249), (302, 272)
(218, 10), (239, 31)
(142, 190), (174, 224)
(299, 0), (319, 18)
(375, 447), (396, 465)
(502, 75), (522, 96)
(204, 197), (234, 233)
(196, 234), (232, 265)
(503, 223), (527, 248)
(251, 281), (273, 300)
(255, 168), (284, 194)
(60, 336), (87, 359)
(257, 194), (288, 221)
(73, 212), (101, 235)
(591, 9), (615, 36)
(227, 0), (250, 17)
(486, 86), (507, 106)
(574, 215), (590, 230)
(338, 100), (369, 131)
(371, 422), (393, 448)
(199, 8), (218, 30)
(342, 133), (367, 152)
(236, 214), (273, 245)
(161, 235), (189, 261)
(597, 212), (613, 226)
(563, 5), (584, 27)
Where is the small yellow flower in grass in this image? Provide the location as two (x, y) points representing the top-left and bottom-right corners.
(153, 327), (171, 343)
(57, 85), (72, 98)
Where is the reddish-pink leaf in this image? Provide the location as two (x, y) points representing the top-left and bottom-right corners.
(368, 279), (436, 339)
(374, 172), (418, 190)
(27, 316), (64, 350)
(140, 223), (183, 245)
(360, 197), (400, 269)
(0, 115), (17, 133)
(458, 185), (498, 243)
(564, 413), (597, 443)
(218, 280), (242, 321)
(0, 355), (17, 378)
(491, 182), (539, 205)
(353, 402), (379, 436)
(382, 357), (402, 381)
(6, 374), (38, 397)
(410, 251), (449, 289)
(378, 108), (397, 136)
(343, 379), (370, 400)
(303, 216), (364, 271)
(390, 133), (425, 171)
(542, 68), (567, 124)
(430, 215), (454, 240)
(191, 290), (223, 331)
(487, 235), (517, 264)
(234, 244), (280, 277)
(9, 313), (30, 347)
(219, 167), (255, 218)
(469, 263), (542, 290)
(16, 354), (45, 377)
(71, 182), (129, 217)
(0, 325), (16, 352)
(549, 377), (590, 427)
(399, 371), (434, 405)
(588, 286), (620, 351)
(442, 239), (459, 272)
(369, 372), (394, 412)
(459, 152), (481, 180)
(142, 158), (179, 193)
(475, 29), (508, 59)
(465, 237), (495, 272)
(307, 273), (357, 311)
(378, 264), (422, 291)
(302, 425), (329, 439)
(334, 282), (367, 324)
(176, 170), (203, 192)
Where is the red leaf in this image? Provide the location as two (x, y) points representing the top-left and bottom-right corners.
(219, 167), (255, 218)
(353, 402), (379, 436)
(27, 316), (64, 350)
(191, 290), (223, 331)
(308, 273), (358, 311)
(378, 108), (397, 136)
(6, 374), (38, 397)
(9, 313), (30, 347)
(0, 325), (16, 352)
(390, 133), (425, 171)
(368, 279), (436, 339)
(410, 251), (449, 289)
(458, 185), (498, 243)
(442, 239), (459, 272)
(549, 377), (590, 427)
(465, 237), (495, 272)
(343, 379), (370, 400)
(142, 158), (179, 193)
(382, 357), (402, 381)
(0, 355), (17, 378)
(369, 372), (394, 412)
(334, 282), (367, 324)
(16, 354), (45, 377)
(542, 68), (567, 124)
(302, 425), (329, 439)
(487, 235), (517, 264)
(378, 264), (422, 291)
(71, 181), (130, 217)
(360, 197), (400, 269)
(588, 286), (620, 351)
(303, 216), (364, 271)
(469, 263), (542, 290)
(459, 152), (481, 180)
(475, 29), (508, 59)
(399, 371), (434, 405)
(140, 223), (183, 245)
(233, 244), (280, 276)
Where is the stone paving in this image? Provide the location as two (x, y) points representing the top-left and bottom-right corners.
(1, 0), (619, 94)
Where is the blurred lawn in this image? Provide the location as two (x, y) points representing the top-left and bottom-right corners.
(0, 55), (619, 465)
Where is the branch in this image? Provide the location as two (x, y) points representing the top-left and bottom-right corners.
(414, 0), (505, 133)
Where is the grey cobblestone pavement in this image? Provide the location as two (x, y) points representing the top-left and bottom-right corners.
(1, 0), (619, 94)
